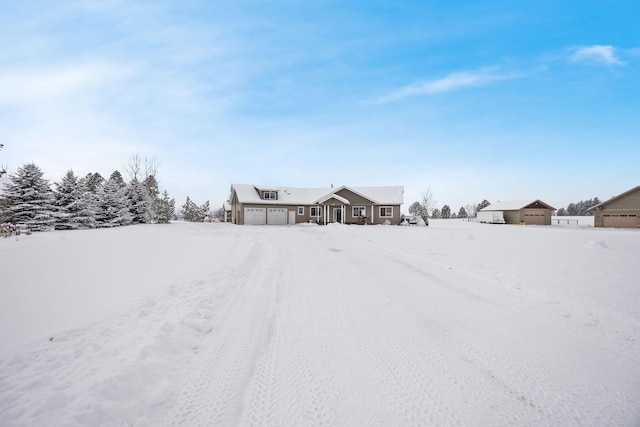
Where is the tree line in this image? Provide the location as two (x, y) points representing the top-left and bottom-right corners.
(0, 156), (211, 232)
(408, 187), (602, 220)
(555, 198), (600, 216)
(407, 188), (491, 221)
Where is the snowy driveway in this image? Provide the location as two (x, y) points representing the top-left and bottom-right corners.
(1, 221), (639, 425)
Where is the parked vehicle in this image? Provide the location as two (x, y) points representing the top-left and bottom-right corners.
(477, 211), (506, 224)
(401, 215), (428, 226)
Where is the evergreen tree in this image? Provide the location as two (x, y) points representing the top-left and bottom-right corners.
(458, 206), (467, 218)
(96, 178), (133, 227)
(431, 208), (441, 219)
(109, 170), (126, 188)
(3, 163), (56, 231)
(84, 172), (104, 193)
(200, 200), (210, 220)
(556, 207), (567, 216)
(182, 196), (198, 222)
(153, 190), (175, 224)
(143, 175), (159, 200)
(477, 199), (491, 211)
(54, 170), (97, 230)
(126, 179), (151, 223)
(441, 205), (451, 219)
(408, 201), (429, 224)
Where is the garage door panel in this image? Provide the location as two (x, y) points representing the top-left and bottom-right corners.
(244, 208), (266, 225)
(267, 208), (287, 225)
(603, 214), (637, 228)
(523, 209), (546, 225)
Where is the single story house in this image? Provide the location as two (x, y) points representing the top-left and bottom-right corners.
(588, 185), (640, 228)
(479, 200), (556, 225)
(228, 184), (404, 225)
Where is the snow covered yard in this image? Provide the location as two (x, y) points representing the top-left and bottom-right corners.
(1, 220), (639, 426)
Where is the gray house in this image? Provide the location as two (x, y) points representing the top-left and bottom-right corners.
(588, 185), (640, 228)
(479, 200), (556, 225)
(229, 184), (404, 225)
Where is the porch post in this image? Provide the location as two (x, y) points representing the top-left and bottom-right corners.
(371, 205), (374, 224)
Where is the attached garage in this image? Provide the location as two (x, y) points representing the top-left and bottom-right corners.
(267, 208), (287, 225)
(590, 186), (640, 229)
(244, 207), (266, 225)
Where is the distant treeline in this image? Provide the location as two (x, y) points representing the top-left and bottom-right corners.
(555, 198), (601, 216)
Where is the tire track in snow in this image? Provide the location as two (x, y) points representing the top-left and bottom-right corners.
(161, 233), (280, 426)
(241, 233), (344, 426)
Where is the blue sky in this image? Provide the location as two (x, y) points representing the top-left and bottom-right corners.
(1, 1), (639, 211)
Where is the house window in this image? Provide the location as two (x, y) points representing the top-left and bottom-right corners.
(353, 206), (365, 217)
(379, 206), (393, 217)
(297, 206), (304, 215)
(310, 206), (321, 217)
(263, 191), (277, 200)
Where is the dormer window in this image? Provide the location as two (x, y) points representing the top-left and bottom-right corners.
(263, 191), (277, 200)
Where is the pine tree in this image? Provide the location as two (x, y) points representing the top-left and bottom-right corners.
(408, 201), (429, 224)
(84, 172), (104, 193)
(3, 163), (56, 231)
(477, 199), (491, 211)
(126, 179), (151, 224)
(54, 170), (97, 230)
(182, 196), (197, 221)
(96, 178), (133, 227)
(441, 205), (451, 219)
(200, 200), (210, 221)
(153, 190), (175, 224)
(458, 206), (467, 218)
(109, 170), (126, 188)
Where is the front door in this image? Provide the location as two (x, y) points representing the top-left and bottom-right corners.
(333, 207), (342, 223)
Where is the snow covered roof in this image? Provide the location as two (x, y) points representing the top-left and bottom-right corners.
(588, 185), (640, 211)
(230, 184), (404, 206)
(480, 199), (555, 211)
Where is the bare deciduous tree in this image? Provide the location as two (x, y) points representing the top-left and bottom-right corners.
(421, 187), (436, 217)
(127, 154), (142, 181)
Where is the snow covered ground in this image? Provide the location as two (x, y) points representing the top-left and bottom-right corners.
(1, 220), (639, 426)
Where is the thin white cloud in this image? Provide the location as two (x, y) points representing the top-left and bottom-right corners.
(372, 66), (521, 104)
(571, 45), (623, 65)
(0, 62), (132, 106)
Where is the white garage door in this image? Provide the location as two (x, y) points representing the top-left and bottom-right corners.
(267, 208), (287, 225)
(244, 207), (266, 225)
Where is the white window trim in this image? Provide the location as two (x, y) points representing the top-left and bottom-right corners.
(379, 206), (393, 218)
(297, 206), (304, 215)
(263, 191), (277, 200)
(352, 206), (365, 217)
(310, 206), (321, 217)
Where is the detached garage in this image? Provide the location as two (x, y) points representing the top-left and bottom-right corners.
(589, 186), (640, 228)
(479, 200), (555, 225)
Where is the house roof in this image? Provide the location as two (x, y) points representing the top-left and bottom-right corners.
(480, 199), (555, 211)
(588, 185), (640, 211)
(230, 184), (404, 206)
